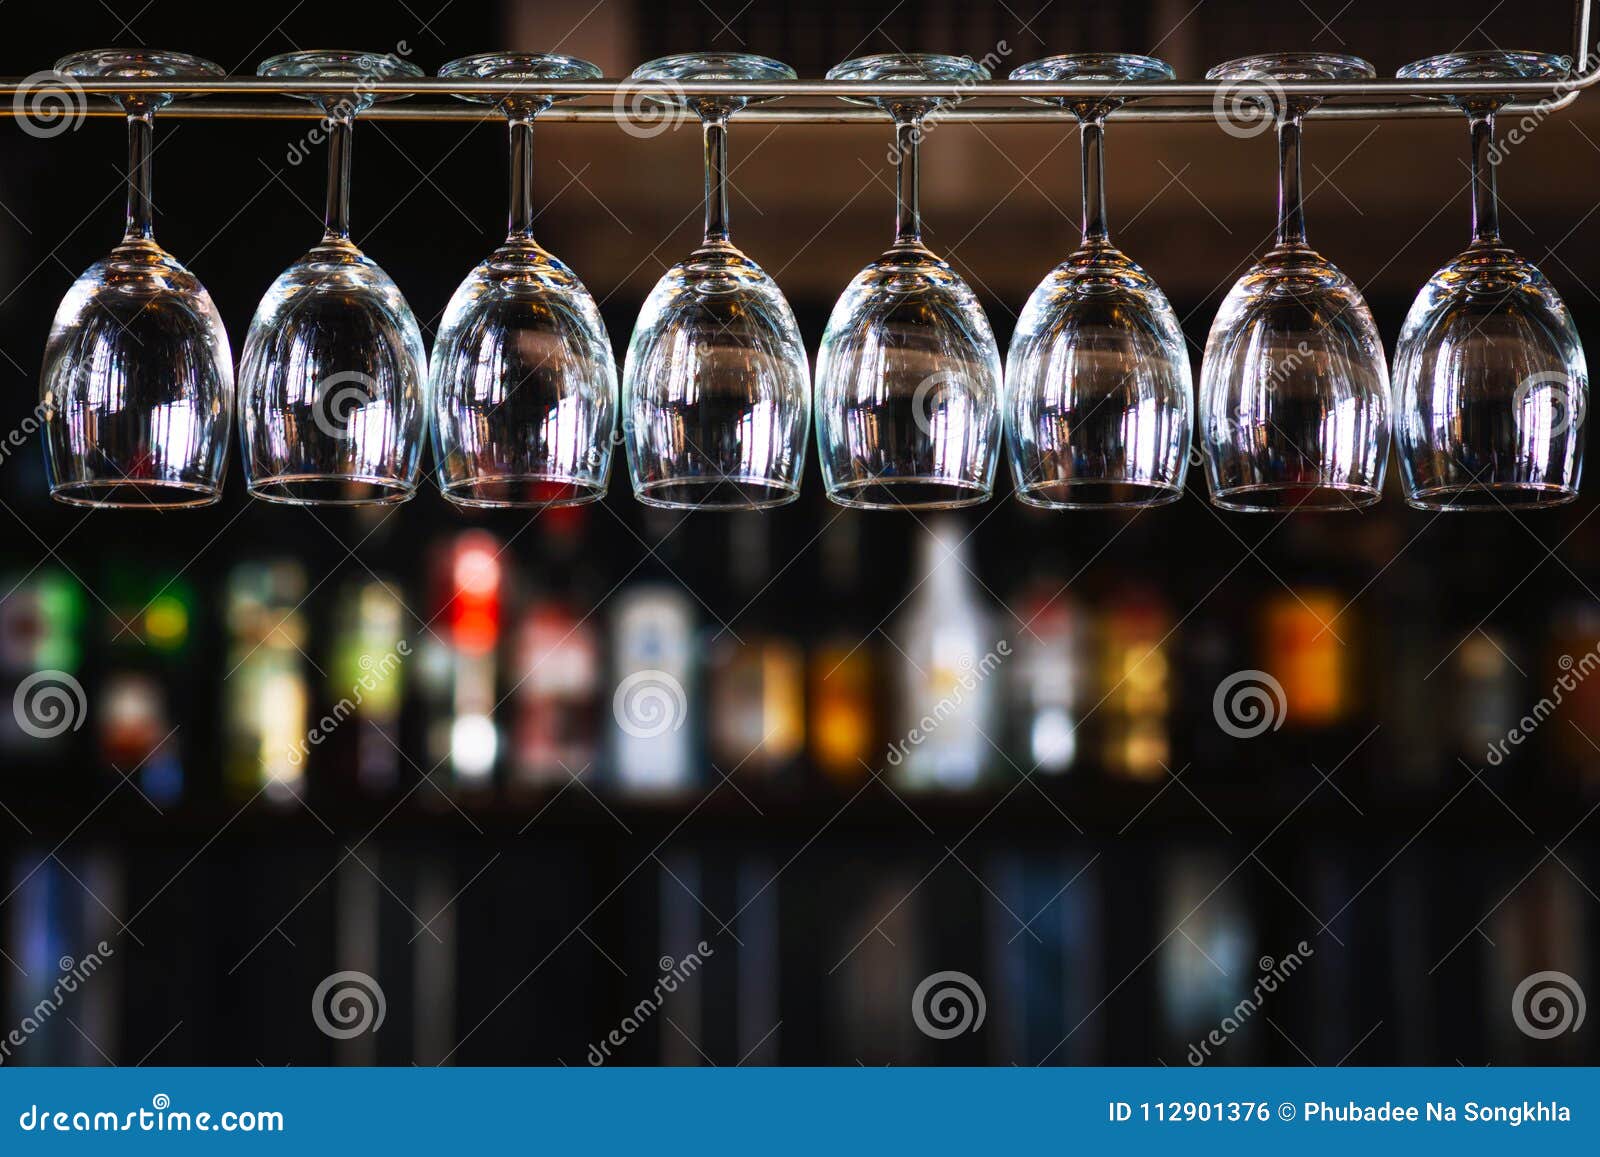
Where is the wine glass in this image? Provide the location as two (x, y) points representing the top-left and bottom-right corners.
(1393, 51), (1585, 509)
(1005, 53), (1191, 508)
(431, 53), (617, 507)
(622, 53), (809, 509)
(1200, 53), (1390, 511)
(815, 53), (1001, 510)
(40, 50), (232, 508)
(240, 50), (428, 505)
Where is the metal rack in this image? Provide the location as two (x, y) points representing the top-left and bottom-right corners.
(0, 0), (1595, 127)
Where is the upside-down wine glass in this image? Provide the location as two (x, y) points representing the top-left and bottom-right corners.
(1200, 53), (1390, 511)
(1393, 51), (1585, 509)
(431, 52), (617, 507)
(816, 53), (1002, 509)
(41, 49), (232, 507)
(240, 50), (428, 505)
(1004, 53), (1191, 508)
(622, 53), (809, 509)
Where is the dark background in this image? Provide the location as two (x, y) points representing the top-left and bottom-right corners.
(0, 0), (1597, 1065)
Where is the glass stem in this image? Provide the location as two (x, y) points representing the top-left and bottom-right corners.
(123, 109), (155, 243)
(1468, 110), (1501, 246)
(702, 111), (730, 246)
(507, 115), (536, 242)
(894, 115), (922, 247)
(323, 115), (354, 243)
(1080, 115), (1109, 246)
(1275, 111), (1308, 249)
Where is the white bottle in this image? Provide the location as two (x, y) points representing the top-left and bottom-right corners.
(610, 585), (696, 796)
(890, 518), (999, 791)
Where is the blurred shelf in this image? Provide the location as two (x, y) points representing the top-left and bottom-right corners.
(3, 765), (1597, 844)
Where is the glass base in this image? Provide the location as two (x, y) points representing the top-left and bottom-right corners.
(248, 474), (416, 507)
(51, 480), (220, 510)
(825, 477), (991, 511)
(441, 475), (608, 509)
(630, 52), (798, 113)
(633, 477), (799, 511)
(825, 53), (991, 112)
(1015, 480), (1183, 510)
(1209, 482), (1381, 513)
(1206, 52), (1376, 83)
(56, 48), (225, 78)
(1405, 482), (1579, 512)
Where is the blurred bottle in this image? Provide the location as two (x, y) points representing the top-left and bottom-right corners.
(1010, 558), (1085, 776)
(511, 511), (602, 792)
(1380, 546), (1445, 792)
(1184, 612), (1244, 782)
(1263, 589), (1350, 732)
(440, 531), (503, 794)
(101, 572), (195, 804)
(1550, 601), (1600, 785)
(416, 627), (455, 794)
(224, 562), (309, 805)
(0, 570), (85, 758)
(610, 584), (696, 797)
(1157, 850), (1254, 1063)
(1451, 629), (1519, 771)
(991, 850), (1102, 1063)
(890, 518), (998, 792)
(808, 517), (880, 786)
(324, 577), (408, 798)
(7, 858), (118, 1063)
(101, 673), (175, 798)
(1490, 865), (1588, 1062)
(1099, 587), (1171, 781)
(707, 518), (804, 781)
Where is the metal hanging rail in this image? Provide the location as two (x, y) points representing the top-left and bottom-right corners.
(0, 99), (1533, 124)
(0, 77), (1592, 126)
(0, 0), (1593, 126)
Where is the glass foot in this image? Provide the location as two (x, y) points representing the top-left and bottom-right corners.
(439, 52), (600, 114)
(1010, 53), (1173, 117)
(55, 49), (224, 111)
(826, 52), (989, 114)
(258, 49), (423, 113)
(630, 52), (796, 114)
(1206, 52), (1375, 83)
(1397, 50), (1570, 83)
